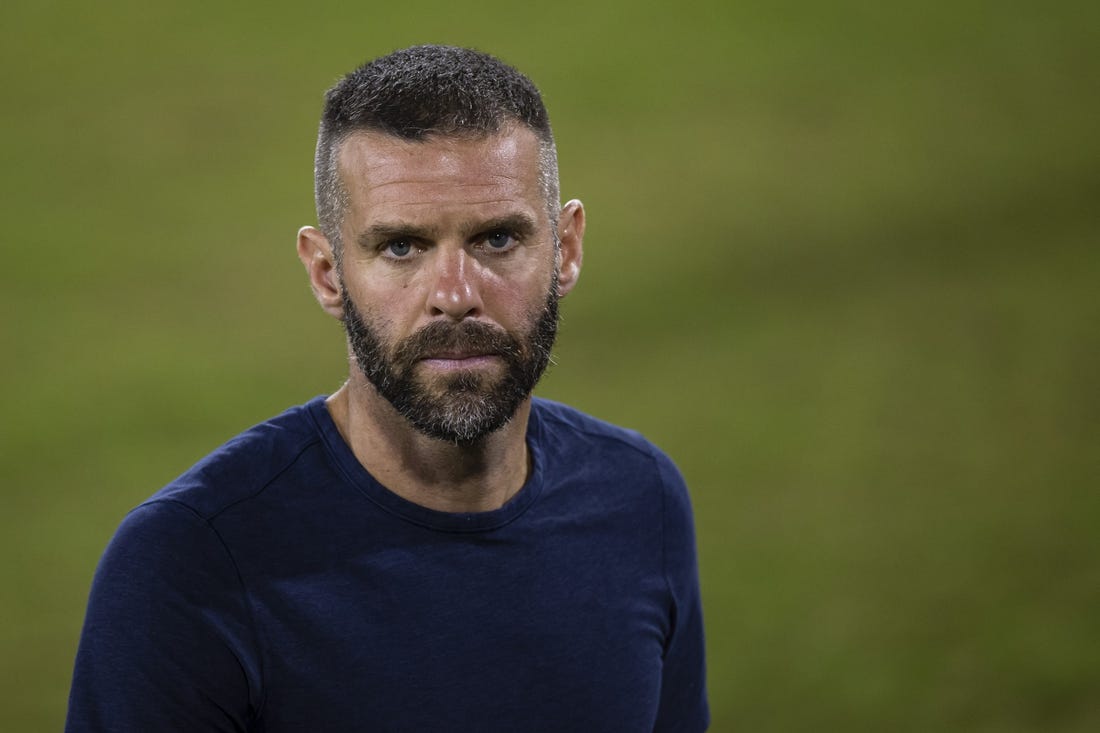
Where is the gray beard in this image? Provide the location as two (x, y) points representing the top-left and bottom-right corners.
(342, 283), (559, 444)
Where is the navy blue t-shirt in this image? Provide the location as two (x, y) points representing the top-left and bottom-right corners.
(67, 397), (708, 731)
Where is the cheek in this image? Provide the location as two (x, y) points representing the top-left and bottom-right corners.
(343, 266), (418, 317)
(339, 283), (396, 337)
(486, 246), (558, 306)
(484, 269), (552, 323)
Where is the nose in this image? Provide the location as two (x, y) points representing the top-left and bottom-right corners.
(426, 246), (483, 320)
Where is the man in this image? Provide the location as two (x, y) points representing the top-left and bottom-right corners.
(67, 45), (708, 731)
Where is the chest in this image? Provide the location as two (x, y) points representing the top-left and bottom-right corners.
(240, 520), (669, 731)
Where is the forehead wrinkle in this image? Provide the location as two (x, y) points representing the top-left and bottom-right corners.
(373, 196), (534, 209)
(356, 171), (530, 198)
(346, 191), (542, 237)
(337, 128), (540, 187)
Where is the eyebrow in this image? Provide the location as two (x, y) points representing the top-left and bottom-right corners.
(357, 222), (435, 247)
(472, 214), (538, 238)
(355, 213), (539, 248)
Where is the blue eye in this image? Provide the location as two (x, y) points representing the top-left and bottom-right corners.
(386, 240), (413, 258)
(485, 231), (515, 250)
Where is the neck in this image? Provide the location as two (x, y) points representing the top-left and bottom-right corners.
(325, 377), (532, 514)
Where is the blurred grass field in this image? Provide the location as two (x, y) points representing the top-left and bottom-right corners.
(2, 1), (1098, 730)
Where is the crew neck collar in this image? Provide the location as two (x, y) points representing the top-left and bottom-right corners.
(305, 396), (545, 533)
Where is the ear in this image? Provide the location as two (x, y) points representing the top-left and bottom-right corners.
(555, 199), (585, 297)
(297, 226), (344, 320)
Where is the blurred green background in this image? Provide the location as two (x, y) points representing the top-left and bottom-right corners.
(2, 0), (1098, 730)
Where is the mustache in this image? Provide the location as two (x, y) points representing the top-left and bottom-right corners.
(393, 320), (522, 365)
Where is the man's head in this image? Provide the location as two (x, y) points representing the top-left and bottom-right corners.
(298, 47), (584, 445)
(315, 45), (560, 258)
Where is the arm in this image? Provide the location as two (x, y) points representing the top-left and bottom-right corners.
(66, 500), (261, 732)
(652, 454), (710, 732)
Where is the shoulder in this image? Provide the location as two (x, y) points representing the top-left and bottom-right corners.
(146, 397), (328, 520)
(532, 397), (668, 459)
(531, 397), (689, 500)
(531, 397), (699, 577)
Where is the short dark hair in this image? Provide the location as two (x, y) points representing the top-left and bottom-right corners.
(314, 45), (560, 255)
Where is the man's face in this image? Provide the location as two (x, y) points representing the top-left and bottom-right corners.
(333, 126), (563, 443)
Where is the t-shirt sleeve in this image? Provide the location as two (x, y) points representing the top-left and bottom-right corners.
(652, 452), (710, 732)
(66, 500), (261, 732)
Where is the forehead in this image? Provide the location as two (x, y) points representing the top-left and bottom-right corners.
(336, 126), (545, 227)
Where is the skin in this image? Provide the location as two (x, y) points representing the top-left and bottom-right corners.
(297, 124), (585, 513)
